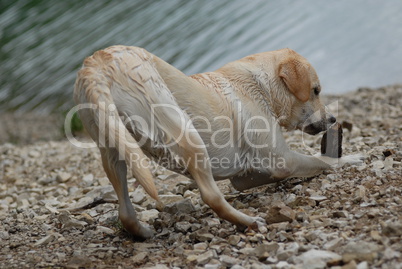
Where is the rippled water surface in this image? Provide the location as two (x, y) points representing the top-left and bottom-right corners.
(1, 0), (402, 112)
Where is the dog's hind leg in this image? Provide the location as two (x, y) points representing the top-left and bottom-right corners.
(100, 147), (154, 240)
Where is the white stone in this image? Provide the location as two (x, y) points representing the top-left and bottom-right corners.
(131, 187), (147, 204)
(82, 174), (94, 186)
(96, 226), (115, 235)
(159, 194), (183, 205)
(56, 172), (71, 182)
(138, 209), (159, 222)
(34, 234), (56, 246)
(294, 249), (341, 269)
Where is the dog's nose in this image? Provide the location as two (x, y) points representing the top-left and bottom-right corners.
(328, 115), (337, 124)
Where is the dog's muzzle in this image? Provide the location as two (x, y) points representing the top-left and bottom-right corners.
(303, 115), (337, 135)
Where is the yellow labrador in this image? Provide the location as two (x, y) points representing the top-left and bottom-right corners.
(73, 46), (361, 239)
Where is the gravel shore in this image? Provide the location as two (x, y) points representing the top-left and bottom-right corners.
(0, 85), (401, 268)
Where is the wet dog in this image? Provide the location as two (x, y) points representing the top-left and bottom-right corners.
(74, 46), (361, 239)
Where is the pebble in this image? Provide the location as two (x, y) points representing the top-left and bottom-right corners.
(265, 201), (296, 224)
(220, 255), (240, 267)
(196, 250), (216, 265)
(34, 234), (56, 246)
(381, 220), (402, 236)
(294, 249), (342, 269)
(323, 238), (343, 251)
(194, 242), (208, 251)
(194, 231), (214, 242)
(82, 174), (94, 186)
(163, 198), (196, 214)
(96, 226), (115, 235)
(132, 252), (148, 264)
(57, 172), (72, 183)
(228, 234), (241, 246)
(131, 187), (147, 204)
(139, 209), (159, 222)
(174, 221), (192, 233)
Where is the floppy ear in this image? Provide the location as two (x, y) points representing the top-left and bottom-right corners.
(279, 60), (311, 102)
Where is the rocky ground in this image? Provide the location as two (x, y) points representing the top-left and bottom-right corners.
(0, 85), (401, 269)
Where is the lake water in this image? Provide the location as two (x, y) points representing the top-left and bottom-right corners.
(1, 0), (402, 112)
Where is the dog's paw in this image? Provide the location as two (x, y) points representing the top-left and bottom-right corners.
(339, 154), (365, 166)
(246, 216), (267, 232)
(330, 154), (365, 168)
(315, 153), (365, 169)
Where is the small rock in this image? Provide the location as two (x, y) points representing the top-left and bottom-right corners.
(354, 186), (367, 202)
(56, 172), (71, 183)
(174, 221), (192, 233)
(228, 234), (241, 246)
(159, 194), (184, 205)
(265, 201), (296, 224)
(203, 218), (220, 227)
(381, 219), (402, 236)
(309, 195), (328, 202)
(45, 203), (59, 214)
(383, 247), (401, 260)
(98, 177), (110, 186)
(194, 242), (208, 251)
(342, 260), (357, 269)
(17, 199), (30, 209)
(197, 250), (216, 265)
(163, 198), (195, 214)
(356, 261), (369, 269)
(195, 231), (214, 242)
(34, 234), (56, 246)
(132, 252), (148, 264)
(342, 241), (381, 262)
(82, 174), (94, 186)
(204, 263), (220, 269)
(65, 219), (87, 230)
(333, 211), (348, 218)
(277, 249), (294, 261)
(132, 187), (146, 205)
(58, 211), (87, 230)
(323, 238), (343, 251)
(96, 226), (115, 235)
(263, 256), (278, 264)
(139, 209), (159, 222)
(294, 249), (342, 269)
(369, 230), (382, 241)
(220, 255), (240, 267)
(66, 254), (92, 269)
(28, 150), (40, 158)
(253, 242), (280, 261)
(187, 254), (198, 262)
(79, 213), (94, 224)
(0, 231), (10, 240)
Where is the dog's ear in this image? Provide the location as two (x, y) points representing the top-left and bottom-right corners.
(279, 60), (311, 102)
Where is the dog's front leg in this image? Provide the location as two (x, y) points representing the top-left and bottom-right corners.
(281, 150), (364, 179)
(229, 170), (283, 191)
(229, 151), (363, 191)
(179, 135), (265, 230)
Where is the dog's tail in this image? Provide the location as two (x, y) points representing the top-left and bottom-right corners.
(73, 50), (159, 201)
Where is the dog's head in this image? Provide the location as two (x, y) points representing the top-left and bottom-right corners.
(223, 48), (336, 135)
(275, 49), (336, 135)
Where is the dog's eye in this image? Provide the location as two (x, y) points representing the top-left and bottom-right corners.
(313, 87), (320, 96)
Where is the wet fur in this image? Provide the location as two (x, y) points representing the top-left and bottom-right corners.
(74, 46), (362, 239)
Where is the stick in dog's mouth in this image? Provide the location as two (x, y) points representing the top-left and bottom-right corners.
(320, 122), (343, 158)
